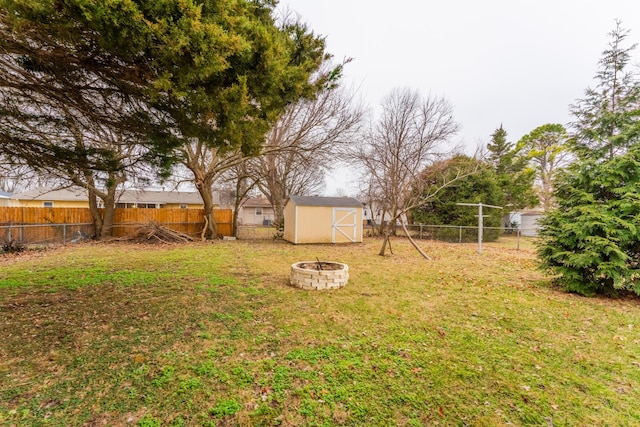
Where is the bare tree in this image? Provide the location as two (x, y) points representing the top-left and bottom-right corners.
(170, 86), (357, 239)
(217, 162), (258, 235)
(350, 87), (469, 259)
(248, 82), (364, 226)
(517, 123), (572, 211)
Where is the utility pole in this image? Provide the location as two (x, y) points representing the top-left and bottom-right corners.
(456, 202), (503, 254)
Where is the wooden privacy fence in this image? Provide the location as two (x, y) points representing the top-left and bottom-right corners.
(0, 207), (233, 245)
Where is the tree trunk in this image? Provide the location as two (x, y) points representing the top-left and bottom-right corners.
(263, 181), (286, 229)
(101, 189), (117, 238)
(379, 233), (389, 256)
(272, 197), (285, 229)
(378, 222), (393, 256)
(87, 191), (104, 239)
(401, 221), (432, 260)
(196, 179), (218, 239)
(232, 199), (241, 237)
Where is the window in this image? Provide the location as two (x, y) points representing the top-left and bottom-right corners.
(43, 201), (53, 208)
(256, 207), (263, 215)
(180, 204), (187, 209)
(116, 203), (134, 209)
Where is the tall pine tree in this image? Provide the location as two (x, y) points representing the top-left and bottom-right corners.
(486, 126), (537, 212)
(538, 21), (640, 295)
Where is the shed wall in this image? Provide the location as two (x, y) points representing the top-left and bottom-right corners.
(283, 201), (297, 242)
(294, 206), (333, 244)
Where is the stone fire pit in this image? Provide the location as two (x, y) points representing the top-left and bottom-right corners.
(290, 261), (349, 290)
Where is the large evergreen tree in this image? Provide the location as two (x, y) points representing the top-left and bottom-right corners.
(0, 0), (328, 238)
(538, 21), (640, 295)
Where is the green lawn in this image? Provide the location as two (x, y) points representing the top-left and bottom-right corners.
(1, 238), (639, 426)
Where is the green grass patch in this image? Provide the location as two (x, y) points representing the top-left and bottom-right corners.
(1, 239), (639, 426)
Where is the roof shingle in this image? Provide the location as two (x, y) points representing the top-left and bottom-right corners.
(288, 196), (362, 208)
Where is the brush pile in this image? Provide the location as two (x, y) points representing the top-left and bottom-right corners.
(127, 223), (194, 244)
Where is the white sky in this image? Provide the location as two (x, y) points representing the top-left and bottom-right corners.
(279, 0), (640, 195)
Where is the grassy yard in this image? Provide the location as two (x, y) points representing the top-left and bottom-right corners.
(0, 238), (639, 426)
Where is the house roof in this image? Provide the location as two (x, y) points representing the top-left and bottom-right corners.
(242, 197), (273, 208)
(11, 187), (205, 205)
(520, 209), (544, 216)
(11, 187), (87, 201)
(288, 195), (363, 208)
(117, 189), (204, 205)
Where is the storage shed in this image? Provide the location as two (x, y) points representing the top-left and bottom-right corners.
(284, 196), (363, 244)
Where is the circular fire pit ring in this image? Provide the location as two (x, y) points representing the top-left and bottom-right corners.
(290, 261), (349, 290)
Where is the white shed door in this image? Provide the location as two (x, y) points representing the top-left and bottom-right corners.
(332, 208), (357, 243)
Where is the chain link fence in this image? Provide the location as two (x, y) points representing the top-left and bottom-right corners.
(1, 223), (95, 248)
(235, 225), (280, 240)
(0, 221), (214, 249)
(2, 221), (539, 249)
(365, 223), (539, 249)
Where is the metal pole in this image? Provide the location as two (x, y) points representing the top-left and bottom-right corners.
(478, 203), (483, 254)
(63, 223), (67, 245)
(459, 226), (462, 243)
(456, 202), (502, 255)
(517, 229), (520, 250)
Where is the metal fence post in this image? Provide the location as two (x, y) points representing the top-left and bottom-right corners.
(63, 223), (67, 245)
(7, 225), (11, 243)
(517, 229), (520, 250)
(419, 224), (423, 239)
(459, 226), (462, 244)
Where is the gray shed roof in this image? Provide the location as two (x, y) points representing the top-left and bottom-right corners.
(288, 195), (363, 208)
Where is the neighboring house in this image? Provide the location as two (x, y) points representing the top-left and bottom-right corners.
(0, 191), (11, 207)
(10, 187), (89, 208)
(361, 202), (399, 226)
(9, 187), (208, 209)
(0, 191), (11, 206)
(111, 189), (207, 209)
(238, 197), (275, 225)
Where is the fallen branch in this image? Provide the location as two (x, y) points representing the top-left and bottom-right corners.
(126, 223), (194, 244)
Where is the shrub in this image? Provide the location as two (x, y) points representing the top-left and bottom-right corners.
(2, 240), (25, 253)
(538, 150), (640, 295)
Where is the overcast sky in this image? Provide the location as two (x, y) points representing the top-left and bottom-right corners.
(279, 0), (640, 195)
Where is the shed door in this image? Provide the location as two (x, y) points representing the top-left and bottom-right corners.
(332, 208), (357, 243)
